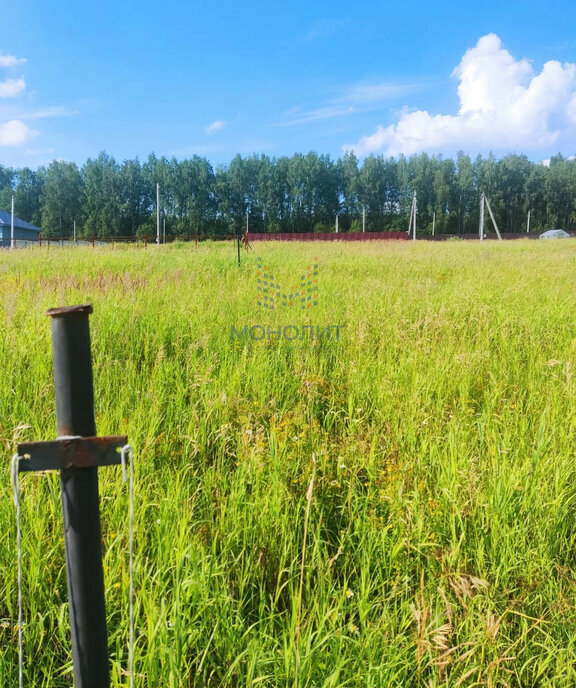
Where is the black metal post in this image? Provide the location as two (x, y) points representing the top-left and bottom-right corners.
(47, 304), (110, 688)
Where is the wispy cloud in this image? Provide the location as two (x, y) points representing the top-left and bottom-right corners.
(302, 18), (351, 42)
(0, 78), (26, 98)
(548, 40), (576, 53)
(205, 120), (225, 134)
(24, 146), (56, 156)
(172, 143), (226, 156)
(278, 80), (419, 126)
(279, 104), (356, 126)
(336, 82), (418, 104)
(238, 139), (275, 154)
(345, 34), (576, 156)
(22, 106), (80, 120)
(0, 52), (26, 68)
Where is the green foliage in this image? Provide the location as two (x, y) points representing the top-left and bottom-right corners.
(6, 152), (576, 238)
(40, 160), (83, 237)
(118, 158), (151, 236)
(15, 168), (44, 227)
(0, 164), (15, 213)
(83, 152), (122, 238)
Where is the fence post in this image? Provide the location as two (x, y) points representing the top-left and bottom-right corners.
(14, 305), (130, 687)
(49, 305), (110, 687)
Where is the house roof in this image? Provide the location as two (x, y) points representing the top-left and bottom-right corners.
(0, 210), (41, 232)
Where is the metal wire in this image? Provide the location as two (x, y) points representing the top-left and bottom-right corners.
(120, 445), (135, 688)
(11, 453), (23, 688)
(11, 446), (135, 687)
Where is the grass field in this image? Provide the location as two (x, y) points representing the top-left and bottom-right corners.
(2, 240), (576, 687)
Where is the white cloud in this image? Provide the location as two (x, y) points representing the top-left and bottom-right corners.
(205, 120), (225, 134)
(0, 50), (77, 154)
(0, 52), (26, 67)
(0, 120), (38, 146)
(541, 155), (576, 166)
(0, 77), (26, 98)
(346, 34), (576, 156)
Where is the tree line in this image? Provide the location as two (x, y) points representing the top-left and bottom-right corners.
(0, 150), (575, 238)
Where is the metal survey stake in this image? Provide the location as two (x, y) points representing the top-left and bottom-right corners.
(15, 304), (128, 688)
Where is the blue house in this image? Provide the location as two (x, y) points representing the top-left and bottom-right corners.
(0, 210), (42, 247)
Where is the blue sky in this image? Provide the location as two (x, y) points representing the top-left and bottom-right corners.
(1, 0), (576, 168)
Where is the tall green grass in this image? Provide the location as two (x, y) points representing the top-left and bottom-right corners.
(2, 240), (576, 686)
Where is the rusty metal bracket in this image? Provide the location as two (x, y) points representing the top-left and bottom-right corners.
(16, 436), (128, 472)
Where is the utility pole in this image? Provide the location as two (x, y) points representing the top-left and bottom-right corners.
(412, 192), (417, 241)
(432, 212), (435, 237)
(479, 192), (485, 241)
(484, 195), (502, 241)
(526, 210), (531, 234)
(362, 207), (366, 233)
(407, 192), (417, 240)
(11, 195), (15, 249)
(163, 217), (166, 244)
(74, 220), (76, 243)
(156, 184), (160, 245)
(335, 214), (339, 234)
